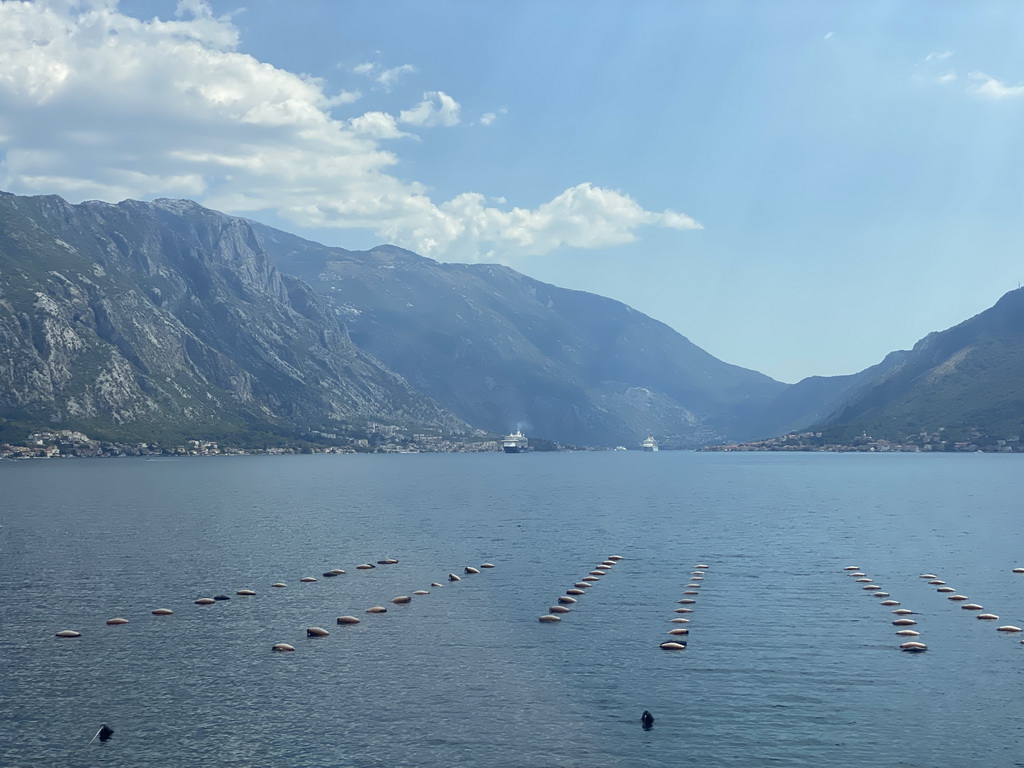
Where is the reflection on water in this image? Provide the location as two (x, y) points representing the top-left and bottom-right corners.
(1, 452), (1023, 767)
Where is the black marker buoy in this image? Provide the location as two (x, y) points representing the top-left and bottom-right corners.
(90, 723), (114, 744)
(641, 711), (654, 730)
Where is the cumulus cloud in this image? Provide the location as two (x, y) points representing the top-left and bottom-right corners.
(0, 0), (701, 262)
(969, 71), (1024, 99)
(399, 91), (461, 127)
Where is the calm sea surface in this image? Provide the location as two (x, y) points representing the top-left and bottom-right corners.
(2, 451), (1024, 767)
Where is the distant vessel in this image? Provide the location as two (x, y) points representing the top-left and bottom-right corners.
(502, 430), (528, 453)
(641, 435), (659, 452)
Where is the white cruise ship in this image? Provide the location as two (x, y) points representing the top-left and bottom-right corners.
(502, 430), (528, 453)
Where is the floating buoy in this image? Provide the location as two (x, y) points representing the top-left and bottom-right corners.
(670, 618), (690, 623)
(978, 613), (1000, 620)
(151, 608), (173, 616)
(300, 577), (317, 583)
(481, 563), (495, 568)
(850, 572), (866, 577)
(567, 589), (585, 595)
(873, 592), (890, 598)
(667, 628), (689, 636)
(1013, 568), (1024, 574)
(893, 618), (918, 626)
(893, 608), (915, 615)
(378, 559), (399, 565)
(855, 578), (872, 583)
(430, 582), (443, 587)
(601, 561), (616, 567)
(659, 641), (686, 650)
(213, 594), (231, 601)
(558, 596), (577, 604)
(928, 580), (945, 585)
(686, 584), (700, 588)
(997, 625), (1022, 632)
(330, 569), (346, 575)
(356, 564), (374, 570)
(106, 618), (129, 625)
(583, 576), (600, 582)
(574, 582), (592, 589)
(862, 585), (881, 590)
(236, 589), (256, 596)
(691, 575), (704, 580)
(271, 582), (287, 588)
(695, 564), (710, 570)
(900, 641), (927, 652)
(306, 627), (329, 637)
(323, 571), (338, 578)
(465, 567), (480, 574)
(448, 574), (461, 582)
(896, 629), (921, 636)
(608, 555), (623, 561)
(194, 598), (216, 605)
(937, 587), (955, 593)
(920, 574), (937, 579)
(692, 571), (706, 576)
(678, 599), (696, 604)
(413, 590), (429, 595)
(962, 604), (984, 611)
(948, 595), (968, 601)
(589, 570), (605, 576)
(539, 614), (561, 623)
(880, 600), (900, 606)
(366, 606), (387, 613)
(843, 565), (860, 571)
(336, 616), (361, 624)
(55, 630), (80, 638)
(272, 643), (295, 652)
(391, 595), (412, 604)
(549, 605), (571, 613)
(674, 607), (693, 613)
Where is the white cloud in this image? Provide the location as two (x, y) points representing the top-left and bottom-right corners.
(937, 73), (957, 85)
(823, 31), (833, 40)
(924, 50), (953, 62)
(399, 91), (461, 127)
(353, 61), (415, 91)
(0, 1), (701, 262)
(969, 71), (1024, 99)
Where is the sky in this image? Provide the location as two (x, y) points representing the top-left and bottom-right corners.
(2, 1), (1024, 383)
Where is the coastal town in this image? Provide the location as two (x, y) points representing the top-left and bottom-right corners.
(703, 430), (1023, 453)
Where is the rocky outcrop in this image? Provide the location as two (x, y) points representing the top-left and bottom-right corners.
(0, 192), (467, 441)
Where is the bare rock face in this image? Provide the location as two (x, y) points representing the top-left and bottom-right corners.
(0, 192), (466, 441)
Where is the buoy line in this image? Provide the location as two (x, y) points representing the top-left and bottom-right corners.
(539, 554), (625, 623)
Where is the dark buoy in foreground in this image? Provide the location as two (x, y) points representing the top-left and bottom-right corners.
(90, 723), (114, 743)
(641, 711), (654, 730)
(448, 573), (461, 582)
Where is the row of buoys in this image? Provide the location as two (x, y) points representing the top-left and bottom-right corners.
(54, 555), (437, 639)
(660, 562), (709, 650)
(539, 555), (623, 623)
(844, 565), (926, 652)
(272, 562), (495, 651)
(918, 570), (1022, 635)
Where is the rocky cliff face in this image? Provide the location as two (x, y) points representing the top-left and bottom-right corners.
(255, 225), (787, 447)
(0, 192), (466, 442)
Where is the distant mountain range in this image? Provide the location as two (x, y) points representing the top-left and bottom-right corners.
(1, 190), (1021, 449)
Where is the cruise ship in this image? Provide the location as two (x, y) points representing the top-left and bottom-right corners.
(641, 435), (659, 452)
(502, 430), (528, 453)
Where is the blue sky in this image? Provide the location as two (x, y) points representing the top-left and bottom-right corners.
(2, 1), (1023, 382)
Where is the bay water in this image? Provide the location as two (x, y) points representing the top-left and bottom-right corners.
(2, 451), (1023, 767)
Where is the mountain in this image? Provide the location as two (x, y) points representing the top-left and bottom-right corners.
(253, 224), (787, 447)
(0, 192), (467, 445)
(813, 288), (1024, 443)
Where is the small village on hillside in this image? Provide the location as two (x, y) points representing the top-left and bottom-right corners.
(704, 430), (1023, 453)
